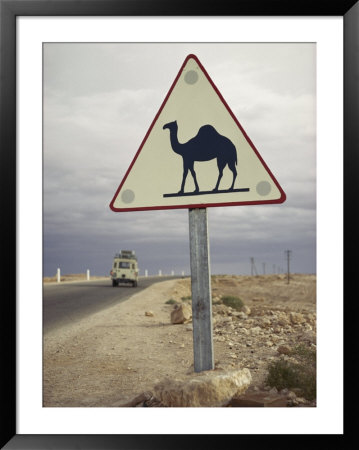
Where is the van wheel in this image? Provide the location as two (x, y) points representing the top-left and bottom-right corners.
(133, 281), (138, 287)
(112, 280), (117, 287)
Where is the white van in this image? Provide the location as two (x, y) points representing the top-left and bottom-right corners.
(110, 250), (139, 287)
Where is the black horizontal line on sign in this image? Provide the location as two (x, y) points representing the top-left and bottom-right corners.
(163, 188), (250, 198)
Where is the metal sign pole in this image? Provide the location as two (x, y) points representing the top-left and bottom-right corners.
(188, 207), (214, 372)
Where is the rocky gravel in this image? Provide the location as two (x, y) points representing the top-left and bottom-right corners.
(43, 273), (316, 407)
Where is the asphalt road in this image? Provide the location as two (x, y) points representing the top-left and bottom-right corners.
(43, 276), (179, 333)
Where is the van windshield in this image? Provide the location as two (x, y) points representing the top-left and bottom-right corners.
(119, 262), (130, 268)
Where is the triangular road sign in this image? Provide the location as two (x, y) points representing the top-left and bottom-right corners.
(110, 54), (286, 212)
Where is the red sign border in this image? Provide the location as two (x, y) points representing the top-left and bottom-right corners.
(110, 54), (286, 212)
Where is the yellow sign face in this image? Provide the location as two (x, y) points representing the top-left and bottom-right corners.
(110, 54), (286, 212)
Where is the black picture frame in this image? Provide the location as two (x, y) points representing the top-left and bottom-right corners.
(1, 1), (356, 448)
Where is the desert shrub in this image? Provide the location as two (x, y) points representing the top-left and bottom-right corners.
(291, 344), (316, 364)
(265, 345), (316, 401)
(266, 360), (300, 390)
(165, 298), (177, 305)
(221, 295), (244, 311)
(181, 296), (192, 301)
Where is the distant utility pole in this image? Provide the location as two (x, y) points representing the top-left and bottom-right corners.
(262, 262), (266, 275)
(285, 250), (292, 284)
(250, 257), (258, 276)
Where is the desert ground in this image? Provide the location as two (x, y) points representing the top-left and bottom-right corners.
(43, 273), (316, 407)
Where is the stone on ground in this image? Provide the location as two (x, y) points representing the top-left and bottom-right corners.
(170, 303), (192, 324)
(153, 368), (251, 407)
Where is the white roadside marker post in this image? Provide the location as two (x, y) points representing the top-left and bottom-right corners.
(57, 268), (61, 283)
(188, 208), (214, 372)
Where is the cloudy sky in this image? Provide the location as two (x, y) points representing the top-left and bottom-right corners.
(43, 43), (316, 277)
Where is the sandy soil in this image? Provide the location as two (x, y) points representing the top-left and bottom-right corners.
(43, 274), (316, 407)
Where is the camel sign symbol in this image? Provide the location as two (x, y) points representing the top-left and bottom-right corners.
(162, 121), (248, 197)
(110, 54), (285, 212)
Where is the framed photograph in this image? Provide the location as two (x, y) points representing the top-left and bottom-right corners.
(1, 0), (356, 448)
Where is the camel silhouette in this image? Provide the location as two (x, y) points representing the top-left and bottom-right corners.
(163, 120), (237, 194)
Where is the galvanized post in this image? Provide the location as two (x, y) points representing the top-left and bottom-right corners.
(188, 208), (214, 372)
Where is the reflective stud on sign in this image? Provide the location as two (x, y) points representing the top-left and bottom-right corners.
(121, 189), (135, 204)
(184, 69), (199, 84)
(256, 181), (272, 196)
(110, 54), (286, 212)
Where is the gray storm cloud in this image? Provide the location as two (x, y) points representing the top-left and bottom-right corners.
(43, 42), (316, 277)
